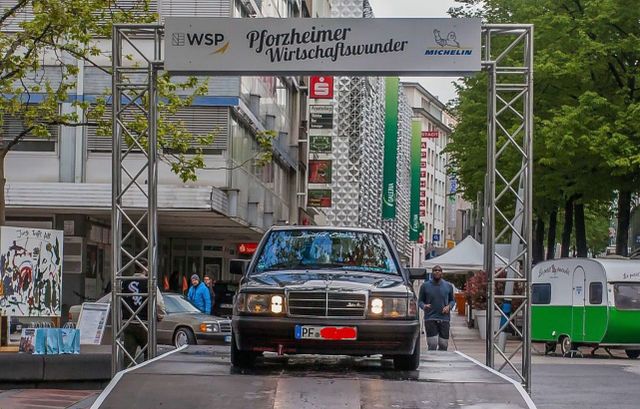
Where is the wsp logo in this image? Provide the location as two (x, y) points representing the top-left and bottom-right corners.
(172, 32), (230, 54)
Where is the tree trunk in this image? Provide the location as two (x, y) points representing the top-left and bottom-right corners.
(616, 190), (631, 256)
(533, 217), (545, 264)
(0, 151), (5, 226)
(561, 199), (574, 258)
(574, 203), (587, 257)
(546, 210), (557, 259)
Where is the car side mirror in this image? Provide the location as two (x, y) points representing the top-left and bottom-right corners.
(230, 259), (249, 276)
(407, 267), (427, 281)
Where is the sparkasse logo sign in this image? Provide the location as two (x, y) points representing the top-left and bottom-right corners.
(425, 29), (473, 56)
(172, 32), (230, 54)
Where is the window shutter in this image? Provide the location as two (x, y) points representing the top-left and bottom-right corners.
(0, 0), (34, 32)
(87, 105), (229, 152)
(160, 0), (232, 17)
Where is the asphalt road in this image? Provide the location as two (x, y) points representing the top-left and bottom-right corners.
(531, 358), (640, 409)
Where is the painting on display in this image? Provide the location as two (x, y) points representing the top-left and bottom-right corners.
(0, 227), (63, 317)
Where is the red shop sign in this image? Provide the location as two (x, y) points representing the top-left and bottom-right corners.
(310, 76), (334, 99)
(237, 242), (258, 255)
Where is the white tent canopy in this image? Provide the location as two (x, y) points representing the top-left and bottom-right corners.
(421, 236), (509, 273)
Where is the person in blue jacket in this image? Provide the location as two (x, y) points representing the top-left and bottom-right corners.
(187, 274), (211, 314)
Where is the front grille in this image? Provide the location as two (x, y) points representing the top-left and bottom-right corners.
(288, 291), (366, 318)
(219, 320), (231, 333)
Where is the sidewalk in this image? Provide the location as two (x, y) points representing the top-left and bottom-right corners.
(449, 311), (486, 361)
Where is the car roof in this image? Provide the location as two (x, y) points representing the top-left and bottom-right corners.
(267, 225), (383, 234)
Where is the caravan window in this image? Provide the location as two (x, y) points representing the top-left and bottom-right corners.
(589, 282), (603, 305)
(614, 283), (640, 310)
(532, 283), (551, 304)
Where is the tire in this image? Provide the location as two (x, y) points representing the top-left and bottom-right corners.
(173, 327), (196, 348)
(559, 335), (573, 356)
(545, 342), (557, 355)
(625, 349), (640, 359)
(230, 332), (257, 368)
(393, 335), (421, 371)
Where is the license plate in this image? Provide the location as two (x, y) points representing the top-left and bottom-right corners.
(294, 325), (357, 341)
(221, 304), (233, 309)
(224, 335), (231, 343)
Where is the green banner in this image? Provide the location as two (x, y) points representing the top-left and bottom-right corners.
(382, 77), (399, 219)
(409, 120), (422, 241)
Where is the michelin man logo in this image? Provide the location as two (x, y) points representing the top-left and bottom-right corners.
(433, 29), (460, 48)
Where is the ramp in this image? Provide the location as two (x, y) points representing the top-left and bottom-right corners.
(92, 346), (536, 409)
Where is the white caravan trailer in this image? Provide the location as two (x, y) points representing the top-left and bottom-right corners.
(532, 258), (640, 357)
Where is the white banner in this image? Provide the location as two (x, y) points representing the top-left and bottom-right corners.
(165, 18), (481, 75)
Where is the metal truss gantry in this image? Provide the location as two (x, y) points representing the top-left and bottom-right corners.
(110, 23), (534, 391)
(111, 24), (163, 374)
(482, 24), (534, 393)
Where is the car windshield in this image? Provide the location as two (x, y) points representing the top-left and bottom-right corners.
(613, 283), (640, 310)
(253, 230), (399, 275)
(164, 294), (201, 314)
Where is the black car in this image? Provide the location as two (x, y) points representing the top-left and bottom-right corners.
(231, 226), (424, 370)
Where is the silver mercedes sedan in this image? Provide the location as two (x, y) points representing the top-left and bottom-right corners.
(69, 292), (231, 347)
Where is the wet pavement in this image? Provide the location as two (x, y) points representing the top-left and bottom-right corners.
(0, 389), (98, 409)
(93, 346), (533, 409)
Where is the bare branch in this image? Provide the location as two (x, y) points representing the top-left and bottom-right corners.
(2, 125), (34, 156)
(0, 0), (29, 27)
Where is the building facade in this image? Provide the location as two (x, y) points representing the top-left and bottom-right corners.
(1, 0), (315, 317)
(307, 0), (411, 261)
(401, 82), (454, 264)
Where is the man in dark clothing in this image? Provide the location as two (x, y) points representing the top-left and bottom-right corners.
(203, 275), (216, 315)
(418, 265), (455, 351)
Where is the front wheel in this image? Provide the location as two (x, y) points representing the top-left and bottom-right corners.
(230, 332), (257, 368)
(393, 335), (421, 370)
(173, 328), (196, 348)
(625, 349), (640, 359)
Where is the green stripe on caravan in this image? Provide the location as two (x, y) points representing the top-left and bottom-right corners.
(425, 49), (473, 56)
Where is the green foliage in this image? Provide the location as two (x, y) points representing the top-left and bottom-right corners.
(447, 0), (640, 249)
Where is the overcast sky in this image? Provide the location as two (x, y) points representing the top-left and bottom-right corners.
(367, 0), (460, 104)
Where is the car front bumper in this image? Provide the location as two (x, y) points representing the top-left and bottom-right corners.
(195, 332), (232, 345)
(233, 316), (420, 355)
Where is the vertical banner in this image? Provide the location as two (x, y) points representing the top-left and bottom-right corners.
(409, 120), (422, 241)
(382, 77), (400, 219)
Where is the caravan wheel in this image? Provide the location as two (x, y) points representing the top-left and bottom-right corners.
(625, 350), (640, 359)
(560, 336), (573, 356)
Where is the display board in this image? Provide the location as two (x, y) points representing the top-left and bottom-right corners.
(77, 302), (110, 345)
(0, 227), (63, 317)
(165, 17), (481, 75)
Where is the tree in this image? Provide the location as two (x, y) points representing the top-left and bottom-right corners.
(0, 1), (275, 225)
(447, 0), (640, 256)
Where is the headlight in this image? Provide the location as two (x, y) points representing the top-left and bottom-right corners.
(369, 297), (408, 318)
(236, 293), (286, 314)
(271, 295), (284, 313)
(200, 322), (220, 333)
(370, 298), (383, 315)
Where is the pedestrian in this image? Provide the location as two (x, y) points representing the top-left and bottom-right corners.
(418, 265), (455, 351)
(203, 275), (216, 315)
(122, 259), (166, 366)
(187, 274), (211, 314)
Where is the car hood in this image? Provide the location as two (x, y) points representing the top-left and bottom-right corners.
(243, 270), (410, 295)
(167, 312), (226, 323)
